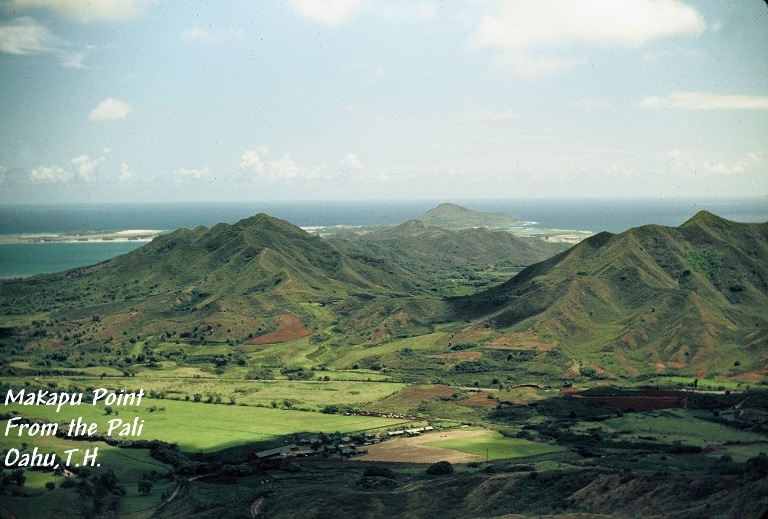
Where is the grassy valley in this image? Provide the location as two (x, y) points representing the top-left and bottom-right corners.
(1, 205), (767, 518)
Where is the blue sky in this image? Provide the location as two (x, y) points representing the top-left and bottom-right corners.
(0, 0), (766, 204)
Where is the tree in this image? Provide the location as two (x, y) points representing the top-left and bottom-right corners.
(426, 461), (454, 476)
(137, 479), (153, 495)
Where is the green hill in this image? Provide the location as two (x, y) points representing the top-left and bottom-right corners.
(450, 211), (768, 379)
(331, 218), (568, 294)
(417, 202), (523, 229)
(1, 209), (767, 519)
(0, 210), (765, 383)
(0, 213), (435, 352)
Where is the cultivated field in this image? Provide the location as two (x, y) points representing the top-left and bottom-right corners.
(3, 398), (413, 452)
(355, 428), (565, 464)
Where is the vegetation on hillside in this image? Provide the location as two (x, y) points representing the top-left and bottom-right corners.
(1, 207), (767, 518)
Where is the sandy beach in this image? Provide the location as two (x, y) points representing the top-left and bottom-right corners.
(0, 229), (167, 245)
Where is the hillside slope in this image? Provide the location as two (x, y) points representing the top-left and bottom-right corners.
(0, 213), (437, 348)
(417, 202), (523, 229)
(450, 211), (768, 379)
(331, 219), (568, 293)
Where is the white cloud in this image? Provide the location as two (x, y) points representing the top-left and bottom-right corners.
(0, 17), (91, 68)
(10, 0), (149, 22)
(702, 151), (763, 176)
(71, 154), (106, 181)
(61, 50), (89, 69)
(0, 17), (62, 55)
(182, 25), (245, 44)
(473, 0), (705, 77)
(240, 145), (324, 181)
(638, 92), (768, 110)
(268, 155), (309, 180)
(89, 97), (133, 122)
(240, 146), (269, 174)
(118, 163), (136, 183)
(29, 165), (74, 183)
(288, 0), (364, 26)
(340, 153), (364, 170)
(172, 165), (210, 183)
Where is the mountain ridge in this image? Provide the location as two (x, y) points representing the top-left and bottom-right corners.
(450, 213), (768, 378)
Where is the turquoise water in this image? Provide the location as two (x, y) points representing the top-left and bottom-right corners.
(0, 197), (765, 279)
(0, 241), (145, 279)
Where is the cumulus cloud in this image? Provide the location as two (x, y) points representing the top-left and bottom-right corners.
(182, 25), (245, 44)
(340, 153), (364, 170)
(240, 146), (269, 174)
(28, 151), (109, 183)
(89, 97), (133, 122)
(0, 17), (63, 55)
(638, 92), (768, 110)
(702, 151), (763, 176)
(29, 165), (74, 183)
(118, 163), (136, 183)
(172, 165), (210, 183)
(10, 0), (149, 22)
(240, 146), (324, 181)
(288, 0), (364, 26)
(71, 154), (106, 181)
(473, 0), (706, 77)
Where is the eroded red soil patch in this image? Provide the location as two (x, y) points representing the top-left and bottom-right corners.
(484, 336), (552, 351)
(246, 313), (311, 344)
(462, 391), (497, 407)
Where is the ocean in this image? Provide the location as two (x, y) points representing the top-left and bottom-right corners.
(1, 197), (765, 279)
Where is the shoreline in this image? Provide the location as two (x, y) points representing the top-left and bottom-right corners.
(0, 229), (167, 245)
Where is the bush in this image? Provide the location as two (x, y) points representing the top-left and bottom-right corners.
(426, 461), (454, 476)
(363, 466), (396, 479)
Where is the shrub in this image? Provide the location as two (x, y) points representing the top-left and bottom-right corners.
(426, 461), (454, 476)
(363, 466), (396, 479)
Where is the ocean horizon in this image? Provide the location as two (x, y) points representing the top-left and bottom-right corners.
(1, 196), (766, 279)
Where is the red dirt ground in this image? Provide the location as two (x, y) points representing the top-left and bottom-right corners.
(245, 313), (311, 344)
(462, 391), (498, 407)
(483, 336), (552, 351)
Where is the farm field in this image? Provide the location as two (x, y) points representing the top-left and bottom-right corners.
(569, 408), (768, 458)
(3, 397), (413, 452)
(424, 429), (566, 461)
(355, 428), (565, 463)
(2, 376), (406, 412)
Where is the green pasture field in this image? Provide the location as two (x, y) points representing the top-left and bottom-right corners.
(570, 408), (768, 449)
(424, 430), (566, 461)
(638, 376), (751, 390)
(328, 332), (450, 369)
(0, 433), (175, 516)
(3, 398), (412, 452)
(4, 376), (406, 411)
(9, 361), (125, 377)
